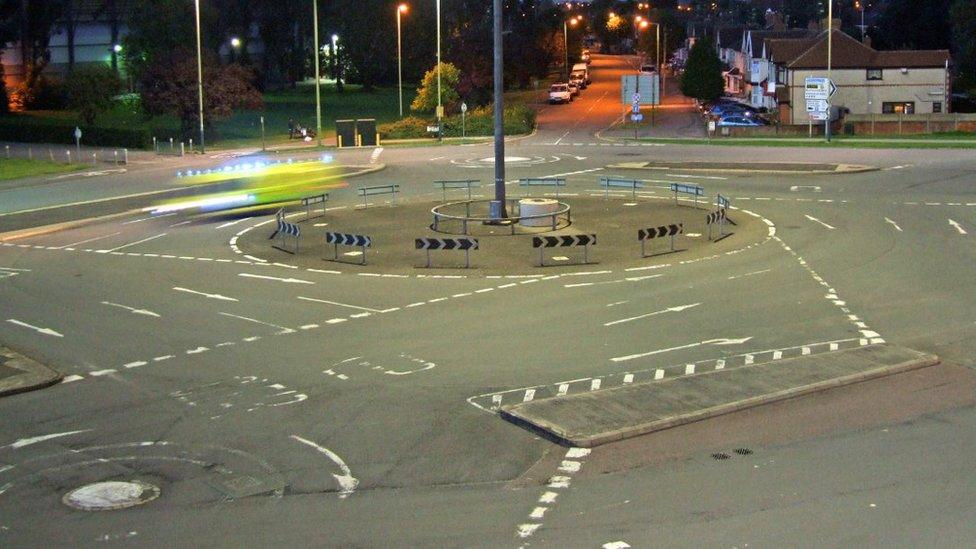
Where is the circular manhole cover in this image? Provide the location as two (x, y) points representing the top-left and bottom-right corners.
(63, 480), (160, 511)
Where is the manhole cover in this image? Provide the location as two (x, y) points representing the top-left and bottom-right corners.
(62, 480), (160, 511)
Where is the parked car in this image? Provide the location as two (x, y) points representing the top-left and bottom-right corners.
(569, 71), (586, 90)
(707, 103), (759, 120)
(572, 63), (590, 84)
(716, 115), (766, 127)
(567, 81), (580, 97)
(548, 83), (572, 104)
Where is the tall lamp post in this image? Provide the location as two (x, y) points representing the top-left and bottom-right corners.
(826, 0), (833, 143)
(563, 16), (580, 80)
(194, 0), (205, 153)
(397, 4), (408, 117)
(312, 0), (322, 146)
(490, 0), (505, 219)
(436, 0), (442, 140)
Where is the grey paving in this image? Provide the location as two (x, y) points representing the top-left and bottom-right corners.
(501, 345), (939, 447)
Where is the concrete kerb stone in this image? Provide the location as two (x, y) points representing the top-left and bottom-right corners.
(500, 345), (939, 448)
(0, 347), (63, 397)
(604, 161), (879, 175)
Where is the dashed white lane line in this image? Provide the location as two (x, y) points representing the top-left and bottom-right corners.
(884, 217), (903, 232)
(804, 214), (836, 230)
(948, 219), (968, 235)
(517, 447), (591, 540)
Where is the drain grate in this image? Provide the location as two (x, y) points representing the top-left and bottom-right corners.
(711, 452), (731, 460)
(734, 448), (754, 455)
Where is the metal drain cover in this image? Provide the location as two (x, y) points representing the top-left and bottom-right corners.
(63, 480), (160, 511)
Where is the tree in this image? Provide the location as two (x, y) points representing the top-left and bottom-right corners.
(951, 0), (976, 90)
(0, 0), (18, 113)
(333, 0), (393, 91)
(63, 65), (121, 124)
(141, 50), (263, 140)
(14, 0), (67, 108)
(680, 36), (724, 102)
(872, 0), (951, 51)
(411, 62), (460, 114)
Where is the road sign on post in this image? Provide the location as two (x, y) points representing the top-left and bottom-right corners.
(805, 76), (836, 131)
(74, 127), (82, 158)
(621, 75), (660, 106)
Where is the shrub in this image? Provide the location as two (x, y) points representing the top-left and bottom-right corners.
(0, 115), (153, 149)
(64, 65), (122, 125)
(379, 103), (535, 139)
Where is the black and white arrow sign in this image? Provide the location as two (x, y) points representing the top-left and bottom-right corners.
(326, 232), (372, 247)
(638, 223), (682, 241)
(415, 237), (479, 250)
(532, 234), (596, 248)
(705, 208), (727, 225)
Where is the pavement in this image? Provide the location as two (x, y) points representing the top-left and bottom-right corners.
(501, 344), (939, 447)
(0, 347), (62, 397)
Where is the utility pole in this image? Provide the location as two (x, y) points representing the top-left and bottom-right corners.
(826, 0), (832, 143)
(313, 0), (322, 147)
(194, 0), (205, 153)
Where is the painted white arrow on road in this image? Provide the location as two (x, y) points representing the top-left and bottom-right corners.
(6, 319), (63, 337)
(611, 337), (753, 362)
(949, 219), (968, 235)
(290, 435), (359, 498)
(805, 214), (836, 230)
(101, 301), (161, 317)
(604, 303), (701, 326)
(557, 153), (588, 161)
(238, 273), (314, 284)
(884, 217), (903, 232)
(172, 287), (238, 301)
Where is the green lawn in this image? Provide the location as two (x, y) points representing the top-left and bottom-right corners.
(0, 158), (87, 181)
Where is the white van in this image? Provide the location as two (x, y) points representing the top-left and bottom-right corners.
(572, 63), (590, 84)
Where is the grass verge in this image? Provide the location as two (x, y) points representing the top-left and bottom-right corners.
(0, 159), (87, 181)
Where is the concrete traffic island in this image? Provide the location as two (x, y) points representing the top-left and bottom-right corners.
(499, 345), (939, 447)
(239, 196), (767, 275)
(606, 160), (878, 174)
(0, 346), (62, 397)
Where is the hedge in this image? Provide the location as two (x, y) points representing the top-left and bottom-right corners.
(0, 116), (153, 149)
(379, 103), (535, 139)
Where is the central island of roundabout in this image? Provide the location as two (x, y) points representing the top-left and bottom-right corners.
(234, 192), (770, 276)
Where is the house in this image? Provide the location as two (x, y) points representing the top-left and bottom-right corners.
(764, 30), (951, 124)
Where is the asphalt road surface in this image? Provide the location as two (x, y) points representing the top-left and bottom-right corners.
(1, 55), (974, 547)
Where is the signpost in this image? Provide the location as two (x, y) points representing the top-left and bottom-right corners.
(73, 127), (82, 158)
(622, 74), (660, 129)
(804, 76), (837, 140)
(460, 102), (467, 139)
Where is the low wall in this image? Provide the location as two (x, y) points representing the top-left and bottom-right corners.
(843, 113), (976, 135)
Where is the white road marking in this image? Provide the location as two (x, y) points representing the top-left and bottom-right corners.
(101, 232), (167, 253)
(603, 542), (632, 549)
(297, 296), (384, 312)
(547, 475), (571, 488)
(517, 524), (541, 538)
(611, 337), (752, 363)
(3, 429), (91, 449)
(590, 379), (601, 390)
(290, 435), (359, 497)
(804, 215), (835, 230)
(54, 232), (121, 249)
(557, 383), (569, 396)
(949, 219), (968, 235)
(6, 319), (63, 337)
(238, 273), (313, 284)
(61, 374), (85, 383)
(523, 389), (536, 402)
(173, 287), (237, 301)
(727, 269), (771, 280)
(219, 312), (295, 334)
(539, 491), (558, 504)
(684, 364), (695, 375)
(884, 217), (903, 232)
(623, 374), (634, 384)
(529, 507), (547, 519)
(100, 301), (160, 317)
(604, 302), (700, 327)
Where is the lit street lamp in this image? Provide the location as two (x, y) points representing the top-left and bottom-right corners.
(563, 16), (581, 80)
(436, 0), (442, 139)
(229, 36), (241, 63)
(397, 4), (409, 118)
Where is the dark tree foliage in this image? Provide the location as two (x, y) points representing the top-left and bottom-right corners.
(11, 0), (67, 107)
(63, 65), (121, 124)
(680, 35), (724, 102)
(0, 0), (18, 112)
(782, 0), (821, 29)
(332, 0), (394, 91)
(256, 0), (308, 88)
(951, 0), (976, 90)
(141, 50), (263, 140)
(872, 0), (951, 51)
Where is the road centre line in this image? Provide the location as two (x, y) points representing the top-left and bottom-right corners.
(604, 303), (700, 327)
(804, 215), (836, 230)
(53, 232), (122, 249)
(219, 312), (295, 334)
(297, 296), (383, 313)
(238, 273), (314, 284)
(100, 232), (167, 253)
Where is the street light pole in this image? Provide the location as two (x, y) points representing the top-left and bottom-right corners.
(436, 0), (442, 140)
(563, 19), (569, 80)
(194, 0), (205, 153)
(826, 0), (832, 143)
(312, 0), (322, 147)
(397, 4), (407, 118)
(490, 0), (506, 219)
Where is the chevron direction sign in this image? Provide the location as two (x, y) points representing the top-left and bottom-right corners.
(705, 208), (727, 225)
(638, 223), (682, 241)
(532, 234), (596, 248)
(415, 237), (479, 250)
(327, 232), (372, 247)
(532, 234), (597, 267)
(325, 231), (372, 265)
(271, 209), (301, 254)
(416, 237), (479, 268)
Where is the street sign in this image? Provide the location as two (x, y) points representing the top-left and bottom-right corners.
(808, 111), (829, 121)
(804, 77), (835, 101)
(632, 103), (641, 114)
(621, 74), (660, 106)
(73, 127), (82, 140)
(460, 102), (467, 113)
(806, 99), (830, 112)
(631, 113), (643, 122)
(435, 105), (445, 118)
(426, 125), (440, 133)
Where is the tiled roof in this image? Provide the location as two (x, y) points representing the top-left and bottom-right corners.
(767, 30), (950, 69)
